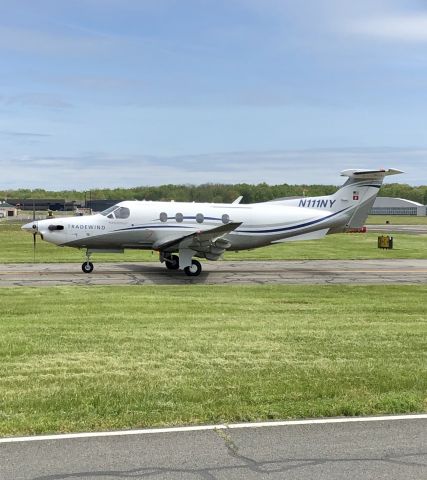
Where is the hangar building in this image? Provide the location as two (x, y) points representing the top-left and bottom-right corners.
(7, 198), (76, 211)
(0, 202), (18, 218)
(371, 197), (426, 216)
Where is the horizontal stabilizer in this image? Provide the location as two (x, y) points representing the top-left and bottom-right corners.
(340, 168), (403, 179)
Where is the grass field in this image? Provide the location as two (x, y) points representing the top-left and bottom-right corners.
(0, 222), (426, 263)
(367, 215), (427, 225)
(0, 285), (426, 436)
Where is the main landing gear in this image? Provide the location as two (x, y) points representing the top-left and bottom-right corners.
(164, 254), (179, 270)
(162, 252), (203, 277)
(184, 259), (202, 277)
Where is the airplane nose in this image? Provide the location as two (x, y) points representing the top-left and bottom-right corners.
(22, 221), (38, 233)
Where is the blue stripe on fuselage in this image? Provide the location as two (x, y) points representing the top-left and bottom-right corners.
(238, 207), (351, 234)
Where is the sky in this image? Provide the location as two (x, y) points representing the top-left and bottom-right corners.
(1, 0), (427, 189)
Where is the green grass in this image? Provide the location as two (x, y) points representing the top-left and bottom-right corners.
(0, 285), (426, 436)
(226, 232), (427, 260)
(1, 223), (426, 263)
(367, 215), (427, 225)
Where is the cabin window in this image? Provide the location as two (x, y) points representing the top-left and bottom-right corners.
(159, 212), (168, 222)
(175, 213), (183, 223)
(222, 214), (230, 224)
(196, 213), (204, 223)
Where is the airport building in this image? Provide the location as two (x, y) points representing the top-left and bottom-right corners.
(7, 198), (77, 211)
(0, 202), (18, 218)
(371, 197), (426, 216)
(6, 198), (122, 213)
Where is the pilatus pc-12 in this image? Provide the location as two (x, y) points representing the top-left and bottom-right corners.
(22, 168), (402, 276)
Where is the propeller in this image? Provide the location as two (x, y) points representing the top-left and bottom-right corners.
(21, 202), (40, 261)
(33, 230), (36, 262)
(32, 200), (36, 262)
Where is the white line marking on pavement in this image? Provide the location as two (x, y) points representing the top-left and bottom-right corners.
(1, 414), (426, 444)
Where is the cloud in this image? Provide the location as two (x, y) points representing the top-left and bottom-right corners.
(240, 1), (427, 48)
(0, 130), (52, 147)
(0, 94), (72, 109)
(0, 26), (117, 56)
(0, 130), (51, 138)
(56, 75), (146, 92)
(0, 147), (423, 190)
(349, 14), (427, 42)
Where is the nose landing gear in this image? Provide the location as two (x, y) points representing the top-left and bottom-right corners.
(82, 261), (94, 273)
(82, 251), (94, 273)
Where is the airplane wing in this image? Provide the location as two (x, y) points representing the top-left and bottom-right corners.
(154, 222), (241, 260)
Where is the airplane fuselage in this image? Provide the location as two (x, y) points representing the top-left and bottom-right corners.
(34, 200), (341, 252)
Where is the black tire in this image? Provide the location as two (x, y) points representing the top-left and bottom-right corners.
(82, 261), (94, 273)
(165, 254), (179, 270)
(184, 259), (202, 277)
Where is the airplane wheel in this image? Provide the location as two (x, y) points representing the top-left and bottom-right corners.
(82, 261), (94, 273)
(165, 254), (179, 270)
(184, 259), (202, 277)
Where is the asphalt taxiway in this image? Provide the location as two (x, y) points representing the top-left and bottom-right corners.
(1, 416), (426, 480)
(1, 259), (427, 286)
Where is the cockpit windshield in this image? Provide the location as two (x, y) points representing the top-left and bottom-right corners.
(100, 205), (130, 219)
(100, 205), (119, 216)
(115, 207), (130, 219)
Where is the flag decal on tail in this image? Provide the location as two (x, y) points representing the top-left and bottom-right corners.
(353, 191), (359, 200)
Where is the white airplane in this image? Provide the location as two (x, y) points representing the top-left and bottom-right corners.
(22, 168), (402, 276)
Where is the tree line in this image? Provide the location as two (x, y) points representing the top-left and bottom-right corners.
(2, 182), (427, 205)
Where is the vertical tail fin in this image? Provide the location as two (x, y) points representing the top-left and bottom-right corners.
(268, 168), (403, 233)
(329, 168), (403, 231)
